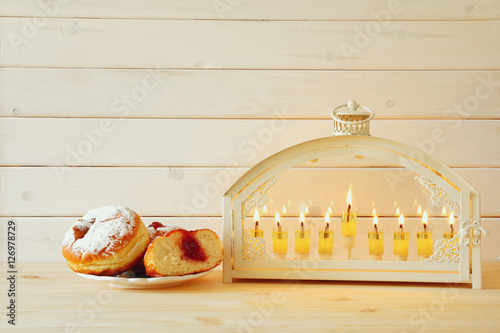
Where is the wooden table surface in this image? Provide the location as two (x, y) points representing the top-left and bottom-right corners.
(2, 263), (500, 332)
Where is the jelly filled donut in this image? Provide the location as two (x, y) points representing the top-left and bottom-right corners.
(62, 205), (150, 276)
(144, 229), (223, 277)
(147, 221), (179, 242)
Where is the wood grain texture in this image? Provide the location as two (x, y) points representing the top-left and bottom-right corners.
(0, 263), (499, 332)
(1, 0), (499, 20)
(1, 19), (500, 69)
(1, 118), (498, 167)
(2, 68), (499, 119)
(1, 217), (498, 263)
(0, 167), (498, 217)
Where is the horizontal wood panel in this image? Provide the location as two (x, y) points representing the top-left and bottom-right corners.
(0, 167), (497, 217)
(1, 19), (500, 69)
(1, 0), (499, 20)
(0, 217), (497, 263)
(1, 118), (499, 167)
(2, 68), (500, 119)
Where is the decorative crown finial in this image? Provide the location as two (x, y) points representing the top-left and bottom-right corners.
(330, 100), (374, 136)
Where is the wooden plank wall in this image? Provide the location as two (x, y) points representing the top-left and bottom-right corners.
(0, 0), (499, 262)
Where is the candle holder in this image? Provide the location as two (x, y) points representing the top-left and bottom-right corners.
(368, 231), (384, 261)
(272, 227), (288, 259)
(341, 212), (357, 260)
(318, 230), (334, 260)
(223, 100), (488, 289)
(295, 229), (311, 260)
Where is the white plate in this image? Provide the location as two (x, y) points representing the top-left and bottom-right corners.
(76, 270), (213, 289)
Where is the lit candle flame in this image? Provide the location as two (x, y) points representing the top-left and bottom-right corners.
(325, 212), (330, 225)
(442, 206), (447, 216)
(275, 212), (280, 226)
(347, 189), (352, 206)
(254, 209), (259, 222)
(399, 213), (404, 229)
(372, 208), (377, 216)
(373, 214), (378, 228)
(263, 205), (268, 214)
(422, 211), (428, 229)
(449, 212), (454, 227)
(346, 189), (353, 222)
(328, 206), (332, 215)
(254, 209), (259, 231)
(282, 205), (287, 215)
(300, 211), (305, 230)
(417, 205), (422, 216)
(396, 207), (400, 216)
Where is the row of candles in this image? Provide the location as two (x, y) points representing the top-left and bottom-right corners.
(250, 190), (457, 261)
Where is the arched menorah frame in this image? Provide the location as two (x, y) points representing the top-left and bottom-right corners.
(222, 135), (487, 289)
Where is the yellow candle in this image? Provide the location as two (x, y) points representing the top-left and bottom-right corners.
(368, 231), (384, 254)
(318, 232), (334, 254)
(444, 212), (457, 240)
(417, 211), (433, 260)
(319, 212), (334, 257)
(295, 232), (311, 254)
(341, 213), (357, 236)
(368, 214), (384, 260)
(393, 214), (409, 261)
(295, 212), (310, 258)
(341, 189), (357, 236)
(273, 230), (288, 253)
(272, 212), (288, 258)
(250, 210), (264, 238)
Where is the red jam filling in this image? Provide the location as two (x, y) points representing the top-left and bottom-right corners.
(181, 234), (207, 261)
(73, 226), (88, 240)
(148, 221), (165, 230)
(73, 218), (95, 240)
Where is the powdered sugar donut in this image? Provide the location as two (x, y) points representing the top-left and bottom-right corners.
(62, 205), (149, 276)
